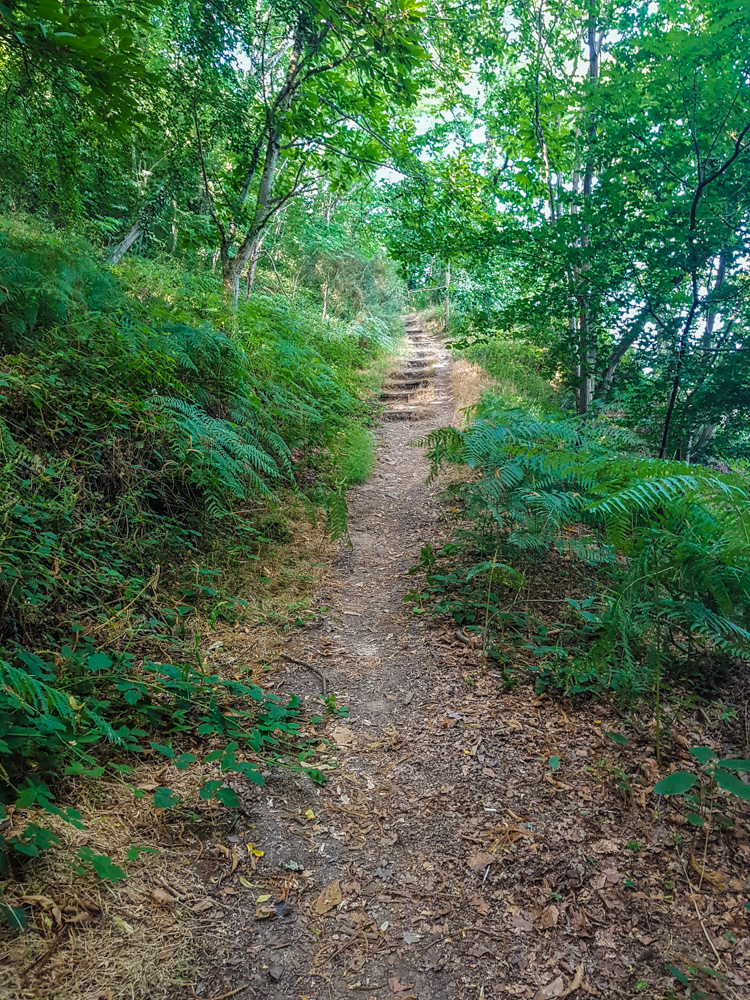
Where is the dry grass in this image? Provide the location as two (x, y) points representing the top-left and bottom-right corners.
(450, 358), (494, 426)
(0, 503), (332, 1000)
(0, 773), (206, 1000)
(416, 306), (446, 340)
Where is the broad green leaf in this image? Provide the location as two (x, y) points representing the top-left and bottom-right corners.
(79, 847), (127, 881)
(0, 904), (26, 932)
(714, 769), (750, 801)
(87, 652), (111, 672)
(718, 759), (750, 772)
(152, 787), (180, 809)
(688, 746), (715, 764)
(653, 772), (697, 796)
(604, 732), (629, 745)
(215, 786), (241, 808)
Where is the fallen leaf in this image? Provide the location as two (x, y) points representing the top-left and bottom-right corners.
(151, 888), (176, 907)
(540, 903), (559, 928)
(563, 963), (585, 996)
(191, 898), (215, 913)
(534, 977), (565, 999)
(388, 977), (414, 993)
(20, 895), (55, 909)
(257, 894), (272, 903)
(330, 725), (355, 748)
(467, 851), (496, 873)
(403, 931), (422, 944)
(591, 838), (620, 855)
(66, 911), (91, 925)
(313, 880), (342, 915)
(469, 942), (494, 958)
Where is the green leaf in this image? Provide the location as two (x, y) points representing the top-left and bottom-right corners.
(665, 964), (689, 986)
(714, 769), (750, 801)
(150, 742), (175, 759)
(87, 651), (111, 672)
(604, 732), (629, 745)
(688, 746), (715, 764)
(685, 812), (706, 826)
(0, 904), (26, 932)
(215, 786), (241, 808)
(717, 758), (750, 771)
(78, 848), (126, 882)
(126, 845), (159, 861)
(653, 772), (697, 796)
(152, 787), (180, 809)
(548, 755), (561, 770)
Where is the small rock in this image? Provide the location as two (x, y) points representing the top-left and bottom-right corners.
(403, 691), (414, 705)
(268, 964), (284, 983)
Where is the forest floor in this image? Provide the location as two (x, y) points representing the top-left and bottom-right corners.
(195, 319), (750, 1000)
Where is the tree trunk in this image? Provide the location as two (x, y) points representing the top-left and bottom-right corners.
(534, 1), (556, 222)
(222, 131), (282, 309)
(703, 251), (726, 351)
(245, 234), (265, 301)
(444, 263), (451, 328)
(592, 306), (650, 402)
(108, 221), (143, 265)
(576, 3), (600, 414)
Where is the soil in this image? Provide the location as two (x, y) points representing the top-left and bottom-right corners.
(198, 319), (750, 1000)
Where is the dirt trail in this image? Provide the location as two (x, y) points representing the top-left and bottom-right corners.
(203, 318), (749, 1000)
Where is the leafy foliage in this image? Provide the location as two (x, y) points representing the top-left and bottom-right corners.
(418, 395), (750, 699)
(0, 214), (399, 877)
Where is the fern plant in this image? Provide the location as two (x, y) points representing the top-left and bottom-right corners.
(421, 395), (750, 698)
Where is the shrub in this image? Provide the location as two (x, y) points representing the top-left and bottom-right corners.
(419, 396), (750, 699)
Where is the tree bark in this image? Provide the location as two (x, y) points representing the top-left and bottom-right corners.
(244, 233), (265, 301)
(221, 131), (282, 307)
(592, 306), (650, 402)
(576, 2), (600, 414)
(108, 221), (143, 265)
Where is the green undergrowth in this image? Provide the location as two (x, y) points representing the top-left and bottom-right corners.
(409, 383), (750, 706)
(0, 217), (399, 886)
(327, 422), (376, 486)
(446, 311), (557, 409)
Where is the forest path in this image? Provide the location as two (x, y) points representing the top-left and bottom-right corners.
(203, 319), (737, 1000)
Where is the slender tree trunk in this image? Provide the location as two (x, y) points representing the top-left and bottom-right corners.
(244, 234), (265, 301)
(659, 285), (699, 458)
(108, 221), (143, 265)
(577, 3), (600, 414)
(534, 0), (556, 222)
(222, 130), (283, 308)
(592, 305), (650, 402)
(703, 251), (726, 351)
(444, 263), (451, 328)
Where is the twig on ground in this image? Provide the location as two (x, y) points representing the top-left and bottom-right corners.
(677, 849), (723, 968)
(209, 986), (251, 1000)
(280, 652), (328, 694)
